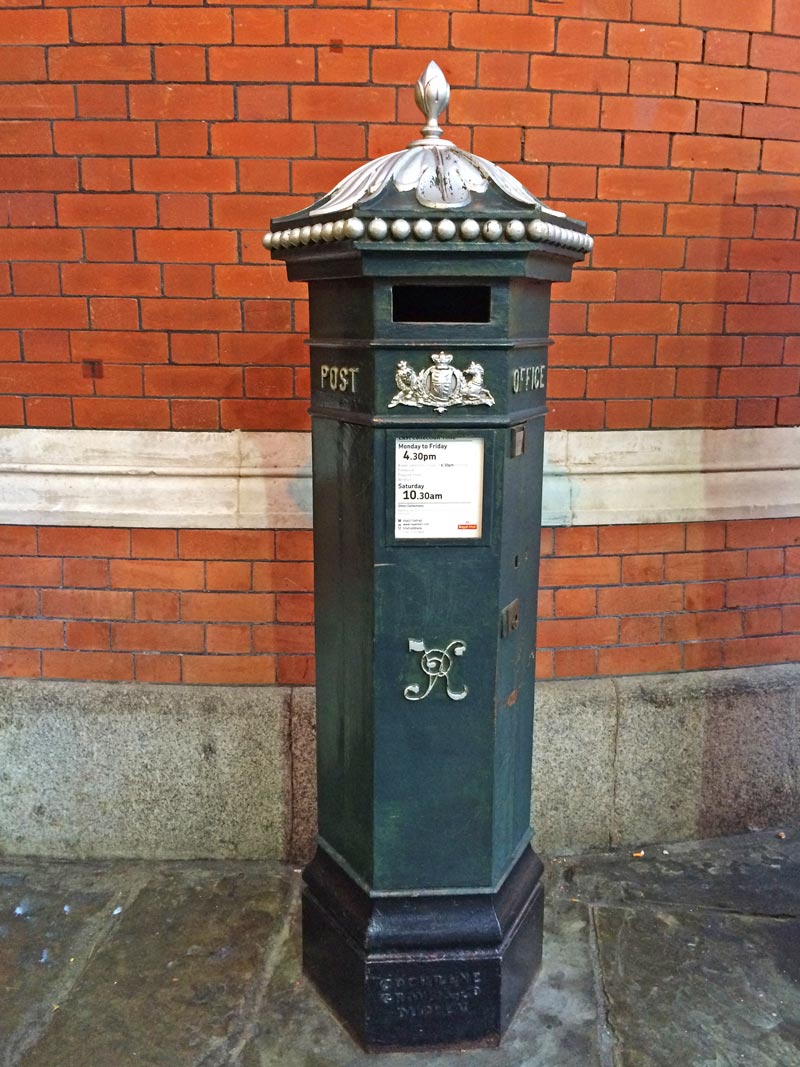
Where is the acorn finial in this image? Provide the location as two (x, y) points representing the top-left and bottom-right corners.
(414, 61), (450, 140)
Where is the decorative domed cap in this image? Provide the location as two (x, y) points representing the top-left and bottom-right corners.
(265, 61), (593, 255)
(296, 61), (556, 216)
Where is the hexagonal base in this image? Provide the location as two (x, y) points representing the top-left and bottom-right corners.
(301, 846), (544, 1050)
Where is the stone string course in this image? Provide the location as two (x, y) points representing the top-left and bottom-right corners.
(2, 830), (798, 1064)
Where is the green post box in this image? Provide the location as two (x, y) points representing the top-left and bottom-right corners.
(264, 62), (592, 1050)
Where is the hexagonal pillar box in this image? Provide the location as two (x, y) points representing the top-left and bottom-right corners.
(264, 63), (592, 1051)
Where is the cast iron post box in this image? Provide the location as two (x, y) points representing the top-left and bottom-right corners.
(264, 63), (592, 1050)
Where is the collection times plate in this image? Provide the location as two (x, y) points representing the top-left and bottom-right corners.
(394, 438), (484, 540)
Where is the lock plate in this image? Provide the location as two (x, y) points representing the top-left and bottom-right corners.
(500, 599), (520, 638)
(510, 425), (525, 457)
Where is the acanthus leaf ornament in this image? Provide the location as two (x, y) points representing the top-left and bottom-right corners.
(301, 62), (564, 217)
(404, 637), (468, 702)
(388, 351), (495, 414)
(265, 60), (596, 257)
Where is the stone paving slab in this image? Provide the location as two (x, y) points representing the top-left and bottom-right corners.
(556, 828), (800, 1067)
(552, 827), (800, 918)
(596, 907), (800, 1067)
(10, 863), (296, 1067)
(1, 829), (798, 1067)
(0, 861), (124, 1067)
(244, 896), (602, 1067)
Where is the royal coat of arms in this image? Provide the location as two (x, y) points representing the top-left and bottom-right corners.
(388, 351), (495, 414)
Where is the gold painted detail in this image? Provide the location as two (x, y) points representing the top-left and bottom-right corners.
(389, 351), (495, 414)
(404, 637), (468, 702)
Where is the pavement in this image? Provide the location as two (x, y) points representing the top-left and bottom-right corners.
(0, 829), (798, 1067)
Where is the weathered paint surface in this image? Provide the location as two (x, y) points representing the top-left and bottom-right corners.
(304, 243), (575, 892)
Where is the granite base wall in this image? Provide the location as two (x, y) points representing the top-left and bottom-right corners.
(1, 664), (797, 861)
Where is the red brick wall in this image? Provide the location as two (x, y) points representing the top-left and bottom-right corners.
(1, 0), (799, 431)
(537, 517), (800, 678)
(0, 519), (797, 685)
(0, 526), (315, 685)
(1, 0), (798, 684)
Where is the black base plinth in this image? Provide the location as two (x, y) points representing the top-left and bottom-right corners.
(301, 846), (545, 1051)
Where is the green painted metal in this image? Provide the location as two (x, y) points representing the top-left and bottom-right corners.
(271, 184), (586, 896)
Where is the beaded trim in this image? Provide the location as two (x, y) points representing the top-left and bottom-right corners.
(263, 217), (593, 253)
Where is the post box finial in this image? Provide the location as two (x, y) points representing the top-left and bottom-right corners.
(267, 57), (597, 242)
(414, 61), (450, 141)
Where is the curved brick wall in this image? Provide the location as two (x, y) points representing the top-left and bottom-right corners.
(0, 0), (798, 684)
